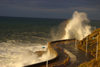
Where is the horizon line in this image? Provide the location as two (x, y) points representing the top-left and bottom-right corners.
(0, 16), (100, 21)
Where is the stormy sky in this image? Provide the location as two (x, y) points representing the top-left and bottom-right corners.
(0, 0), (100, 20)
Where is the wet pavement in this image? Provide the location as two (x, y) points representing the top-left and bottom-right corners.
(25, 40), (93, 67)
(57, 40), (93, 67)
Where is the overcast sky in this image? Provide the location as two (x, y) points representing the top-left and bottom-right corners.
(0, 0), (100, 20)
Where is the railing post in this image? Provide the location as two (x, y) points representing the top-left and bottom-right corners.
(86, 37), (88, 56)
(96, 34), (99, 61)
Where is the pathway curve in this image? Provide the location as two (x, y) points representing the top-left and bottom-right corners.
(57, 40), (93, 67)
(25, 39), (93, 67)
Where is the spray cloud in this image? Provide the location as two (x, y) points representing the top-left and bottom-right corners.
(62, 11), (92, 40)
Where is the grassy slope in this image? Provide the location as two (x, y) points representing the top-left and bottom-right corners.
(78, 28), (100, 67)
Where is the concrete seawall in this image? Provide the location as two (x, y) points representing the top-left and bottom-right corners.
(25, 39), (74, 67)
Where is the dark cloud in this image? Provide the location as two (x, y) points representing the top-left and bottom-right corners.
(0, 0), (100, 19)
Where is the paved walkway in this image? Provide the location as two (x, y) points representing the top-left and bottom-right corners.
(25, 40), (93, 67)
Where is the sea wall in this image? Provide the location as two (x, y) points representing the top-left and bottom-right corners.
(25, 39), (71, 67)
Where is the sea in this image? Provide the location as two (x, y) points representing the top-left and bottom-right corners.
(0, 16), (100, 67)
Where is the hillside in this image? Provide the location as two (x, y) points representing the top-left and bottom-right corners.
(78, 28), (100, 67)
